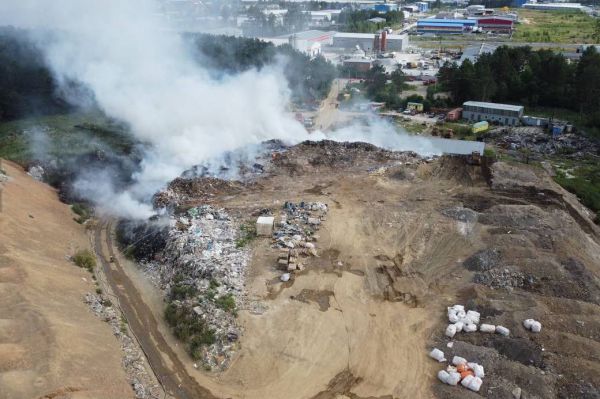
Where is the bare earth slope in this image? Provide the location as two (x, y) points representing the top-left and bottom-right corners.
(0, 160), (131, 399)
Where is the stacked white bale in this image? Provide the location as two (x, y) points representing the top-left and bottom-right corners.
(480, 324), (496, 333)
(496, 325), (510, 336)
(461, 375), (475, 388)
(466, 310), (480, 324)
(447, 371), (461, 386)
(467, 376), (483, 392)
(429, 348), (446, 362)
(438, 370), (450, 384)
(464, 323), (478, 332)
(455, 321), (464, 333)
(468, 362), (485, 378)
(446, 324), (457, 338)
(452, 356), (467, 366)
(523, 319), (542, 332)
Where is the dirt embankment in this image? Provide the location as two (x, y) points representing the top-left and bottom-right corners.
(0, 160), (132, 399)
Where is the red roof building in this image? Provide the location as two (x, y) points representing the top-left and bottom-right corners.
(476, 17), (514, 33)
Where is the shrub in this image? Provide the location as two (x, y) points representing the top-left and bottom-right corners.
(483, 148), (496, 158)
(72, 249), (96, 272)
(235, 223), (256, 248)
(215, 293), (236, 313)
(71, 203), (92, 224)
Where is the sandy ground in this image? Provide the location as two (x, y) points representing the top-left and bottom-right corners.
(121, 150), (486, 399)
(92, 142), (600, 399)
(0, 160), (132, 399)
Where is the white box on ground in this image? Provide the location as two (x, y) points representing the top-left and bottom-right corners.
(256, 216), (275, 236)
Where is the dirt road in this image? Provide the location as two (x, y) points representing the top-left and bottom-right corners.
(93, 220), (218, 399)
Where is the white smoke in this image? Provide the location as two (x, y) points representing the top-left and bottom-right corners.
(0, 0), (479, 219)
(1, 0), (307, 218)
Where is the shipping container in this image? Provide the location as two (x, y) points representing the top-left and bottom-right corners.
(472, 121), (489, 134)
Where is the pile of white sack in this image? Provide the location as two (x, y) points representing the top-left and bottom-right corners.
(429, 349), (485, 392)
(445, 304), (510, 338)
(523, 319), (542, 333)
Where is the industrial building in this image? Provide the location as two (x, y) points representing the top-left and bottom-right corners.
(416, 18), (476, 34)
(415, 1), (429, 12)
(476, 16), (514, 32)
(373, 3), (399, 12)
(342, 57), (374, 72)
(462, 101), (524, 125)
(522, 2), (591, 12)
(333, 32), (409, 52)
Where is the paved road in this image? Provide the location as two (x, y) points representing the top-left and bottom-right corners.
(414, 39), (584, 50)
(94, 220), (218, 399)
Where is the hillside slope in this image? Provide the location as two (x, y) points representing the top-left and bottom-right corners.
(0, 160), (132, 399)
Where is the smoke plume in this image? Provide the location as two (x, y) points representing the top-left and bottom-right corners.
(0, 0), (478, 219)
(1, 0), (307, 218)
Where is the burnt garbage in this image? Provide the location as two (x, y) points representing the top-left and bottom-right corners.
(115, 218), (169, 262)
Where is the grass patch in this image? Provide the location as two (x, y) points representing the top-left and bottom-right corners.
(235, 223), (256, 248)
(0, 112), (135, 164)
(214, 293), (236, 313)
(164, 303), (216, 360)
(513, 10), (596, 43)
(553, 160), (600, 224)
(71, 203), (93, 224)
(72, 249), (96, 272)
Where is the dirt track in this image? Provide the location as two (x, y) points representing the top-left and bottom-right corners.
(93, 220), (217, 399)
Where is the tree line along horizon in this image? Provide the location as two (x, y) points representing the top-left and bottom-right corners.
(0, 26), (599, 135)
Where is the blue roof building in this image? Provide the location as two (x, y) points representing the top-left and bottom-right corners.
(417, 18), (476, 34)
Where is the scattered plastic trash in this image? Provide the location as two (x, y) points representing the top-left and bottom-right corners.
(524, 319), (542, 333)
(429, 348), (446, 362)
(496, 325), (510, 336)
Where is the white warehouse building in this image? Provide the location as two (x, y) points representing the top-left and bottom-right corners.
(462, 101), (524, 126)
(332, 32), (409, 52)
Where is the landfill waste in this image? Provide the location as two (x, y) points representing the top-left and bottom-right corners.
(433, 353), (486, 393)
(27, 165), (45, 181)
(479, 323), (496, 333)
(143, 205), (250, 370)
(271, 201), (328, 274)
(84, 293), (161, 399)
(446, 305), (480, 336)
(523, 318), (542, 333)
(482, 126), (599, 160)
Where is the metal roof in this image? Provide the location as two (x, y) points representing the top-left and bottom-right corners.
(463, 101), (524, 112)
(418, 22), (467, 27)
(417, 18), (476, 24)
(334, 32), (408, 39)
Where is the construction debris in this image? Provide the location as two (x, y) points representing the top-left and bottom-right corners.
(84, 293), (161, 399)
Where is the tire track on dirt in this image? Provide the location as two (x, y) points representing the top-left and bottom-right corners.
(94, 220), (219, 399)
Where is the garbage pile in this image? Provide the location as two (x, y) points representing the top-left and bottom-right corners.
(146, 205), (250, 370)
(153, 177), (245, 208)
(484, 127), (599, 159)
(84, 293), (161, 399)
(429, 349), (485, 393)
(445, 304), (510, 338)
(272, 201), (327, 278)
